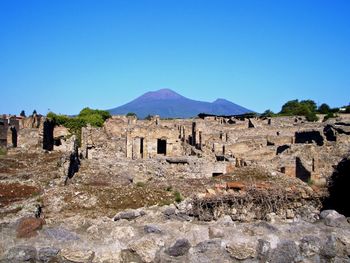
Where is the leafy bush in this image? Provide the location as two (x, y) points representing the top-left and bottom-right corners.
(260, 109), (275, 117)
(305, 111), (319, 122)
(126, 112), (137, 117)
(174, 191), (183, 203)
(79, 113), (104, 127)
(330, 107), (340, 113)
(47, 108), (111, 145)
(78, 107), (111, 122)
(323, 112), (337, 121)
(136, 182), (145, 187)
(323, 112), (336, 121)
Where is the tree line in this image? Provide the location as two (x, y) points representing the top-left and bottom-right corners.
(261, 100), (350, 122)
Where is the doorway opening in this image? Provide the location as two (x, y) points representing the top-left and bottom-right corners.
(140, 138), (144, 158)
(157, 139), (166, 155)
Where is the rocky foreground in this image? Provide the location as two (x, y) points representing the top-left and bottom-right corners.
(1, 202), (350, 262)
(0, 149), (349, 262)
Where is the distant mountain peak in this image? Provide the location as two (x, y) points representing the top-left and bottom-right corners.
(108, 88), (253, 118)
(138, 88), (184, 101)
(213, 98), (231, 104)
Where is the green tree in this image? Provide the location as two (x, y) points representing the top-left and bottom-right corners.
(126, 112), (137, 117)
(318, 103), (331, 114)
(300, 100), (317, 113)
(279, 99), (318, 122)
(345, 104), (350, 113)
(260, 109), (275, 117)
(280, 99), (300, 115)
(20, 110), (26, 117)
(79, 113), (104, 127)
(145, 114), (153, 120)
(330, 107), (340, 113)
(78, 107), (111, 123)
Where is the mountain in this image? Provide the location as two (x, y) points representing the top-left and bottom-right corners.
(108, 89), (253, 119)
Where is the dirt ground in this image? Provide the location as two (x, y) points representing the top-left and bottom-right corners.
(0, 150), (319, 220)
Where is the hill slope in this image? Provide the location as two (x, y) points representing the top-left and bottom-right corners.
(108, 89), (253, 118)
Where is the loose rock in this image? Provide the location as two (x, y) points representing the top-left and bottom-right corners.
(44, 227), (80, 241)
(16, 217), (45, 238)
(320, 210), (348, 228)
(4, 246), (37, 263)
(225, 242), (256, 260)
(166, 239), (191, 257)
(269, 240), (302, 263)
(114, 209), (145, 221)
(38, 247), (60, 263)
(144, 224), (162, 234)
(60, 248), (95, 263)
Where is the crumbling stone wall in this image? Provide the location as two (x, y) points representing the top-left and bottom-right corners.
(77, 114), (350, 186)
(126, 125), (183, 159)
(0, 118), (8, 147)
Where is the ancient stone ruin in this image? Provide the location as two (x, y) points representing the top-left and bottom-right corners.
(0, 113), (350, 262)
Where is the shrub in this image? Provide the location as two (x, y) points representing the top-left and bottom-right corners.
(174, 191), (183, 203)
(47, 108), (111, 146)
(330, 107), (339, 113)
(323, 112), (335, 121)
(78, 107), (111, 123)
(260, 109), (275, 118)
(305, 111), (319, 122)
(79, 113), (104, 127)
(136, 182), (145, 187)
(307, 178), (314, 186)
(126, 112), (137, 117)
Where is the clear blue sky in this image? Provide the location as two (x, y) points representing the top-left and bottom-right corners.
(1, 0), (349, 115)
